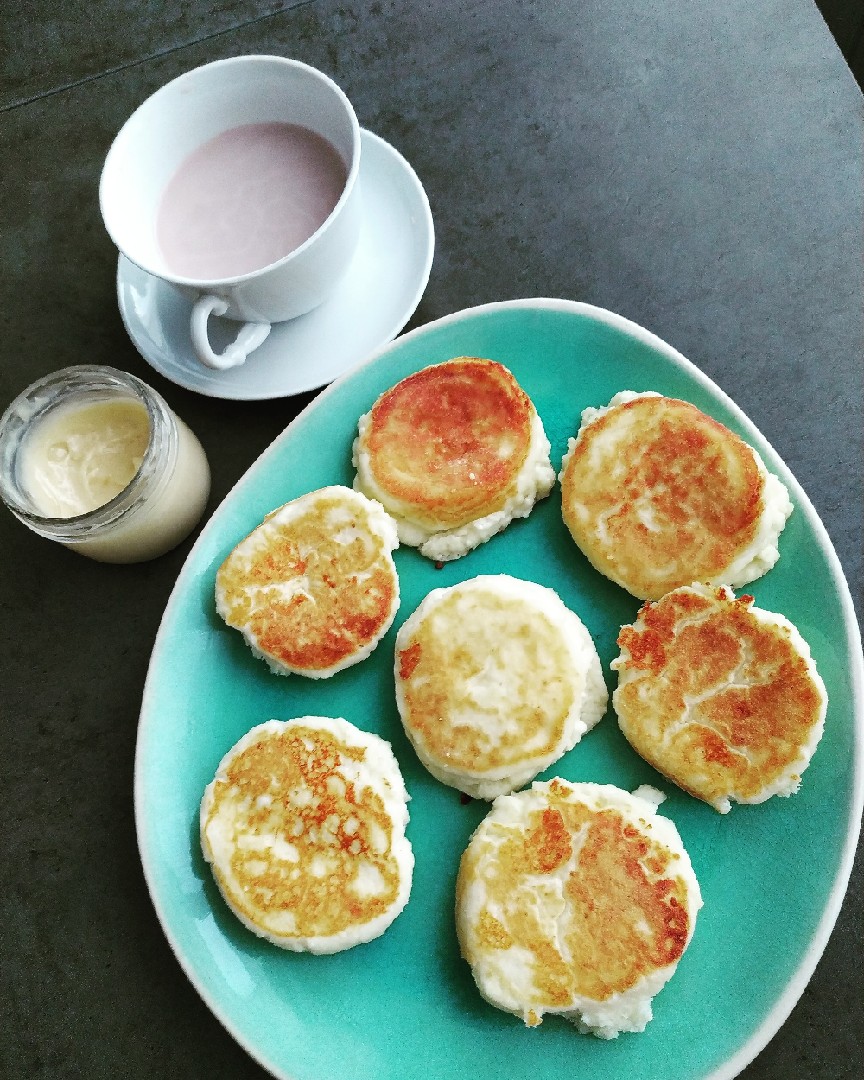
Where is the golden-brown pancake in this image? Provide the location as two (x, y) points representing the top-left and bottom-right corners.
(215, 486), (399, 678)
(394, 575), (607, 798)
(455, 779), (702, 1037)
(559, 391), (793, 600)
(200, 716), (413, 953)
(612, 583), (828, 812)
(353, 358), (555, 561)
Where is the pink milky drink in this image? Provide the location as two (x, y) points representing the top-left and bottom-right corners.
(100, 56), (363, 369)
(156, 122), (349, 280)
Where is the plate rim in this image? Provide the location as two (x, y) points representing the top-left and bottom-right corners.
(116, 127), (435, 401)
(135, 297), (864, 1080)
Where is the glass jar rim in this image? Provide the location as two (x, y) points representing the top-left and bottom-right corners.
(0, 365), (177, 537)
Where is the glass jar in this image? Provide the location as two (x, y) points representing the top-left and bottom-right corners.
(0, 365), (211, 563)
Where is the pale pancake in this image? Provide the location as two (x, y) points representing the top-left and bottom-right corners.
(394, 576), (607, 799)
(559, 392), (793, 600)
(456, 780), (702, 1037)
(353, 358), (555, 561)
(612, 583), (828, 813)
(215, 486), (399, 678)
(200, 717), (413, 953)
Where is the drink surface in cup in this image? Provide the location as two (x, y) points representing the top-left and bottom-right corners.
(156, 122), (349, 280)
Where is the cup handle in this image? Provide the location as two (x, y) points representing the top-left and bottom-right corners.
(190, 294), (271, 370)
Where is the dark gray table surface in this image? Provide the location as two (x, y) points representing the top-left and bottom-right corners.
(2, 2), (862, 1077)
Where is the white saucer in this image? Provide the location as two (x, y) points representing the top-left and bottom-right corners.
(116, 130), (434, 400)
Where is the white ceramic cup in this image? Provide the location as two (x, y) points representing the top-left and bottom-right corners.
(99, 55), (362, 371)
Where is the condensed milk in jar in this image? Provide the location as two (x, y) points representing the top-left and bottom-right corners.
(0, 365), (210, 562)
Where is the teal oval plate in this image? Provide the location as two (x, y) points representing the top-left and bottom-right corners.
(136, 300), (863, 1080)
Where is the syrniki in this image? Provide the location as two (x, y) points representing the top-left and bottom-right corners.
(613, 582), (828, 813)
(354, 357), (555, 562)
(456, 779), (702, 1037)
(216, 485), (400, 678)
(200, 716), (414, 953)
(559, 391), (793, 600)
(394, 575), (607, 799)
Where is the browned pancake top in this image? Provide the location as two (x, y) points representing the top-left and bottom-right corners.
(396, 587), (579, 773)
(561, 396), (765, 600)
(615, 587), (825, 806)
(216, 490), (397, 673)
(203, 724), (403, 940)
(457, 780), (691, 1008)
(363, 358), (534, 529)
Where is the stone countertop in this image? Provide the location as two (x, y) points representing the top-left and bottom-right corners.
(1, 2), (861, 1077)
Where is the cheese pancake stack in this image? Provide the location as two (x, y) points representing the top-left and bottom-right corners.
(613, 583), (828, 813)
(456, 780), (702, 1037)
(559, 391), (793, 600)
(394, 575), (607, 799)
(353, 358), (555, 561)
(216, 486), (400, 678)
(200, 717), (414, 953)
